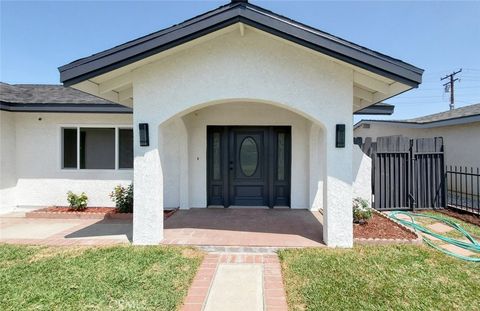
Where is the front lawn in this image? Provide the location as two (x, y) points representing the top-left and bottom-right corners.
(0, 244), (203, 311)
(279, 245), (480, 311)
(418, 210), (480, 239)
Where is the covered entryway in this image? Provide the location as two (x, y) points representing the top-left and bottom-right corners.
(59, 1), (423, 248)
(207, 126), (291, 207)
(163, 208), (324, 247)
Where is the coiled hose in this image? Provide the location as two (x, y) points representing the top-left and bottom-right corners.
(389, 211), (480, 262)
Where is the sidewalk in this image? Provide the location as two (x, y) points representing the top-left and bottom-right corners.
(181, 252), (288, 311)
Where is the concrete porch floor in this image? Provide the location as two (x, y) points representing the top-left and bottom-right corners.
(0, 208), (325, 247)
(164, 208), (325, 247)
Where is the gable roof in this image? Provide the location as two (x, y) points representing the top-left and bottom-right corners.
(59, 1), (423, 87)
(0, 82), (132, 113)
(355, 103), (480, 129)
(406, 103), (480, 123)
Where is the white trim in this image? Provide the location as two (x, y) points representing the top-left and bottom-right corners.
(76, 126), (80, 169)
(58, 124), (133, 171)
(115, 127), (119, 170)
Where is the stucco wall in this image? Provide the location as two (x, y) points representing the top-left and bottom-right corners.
(132, 28), (354, 246)
(354, 121), (480, 168)
(0, 110), (17, 211)
(352, 145), (372, 204)
(0, 112), (133, 211)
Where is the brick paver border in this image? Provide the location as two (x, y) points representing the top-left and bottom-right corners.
(181, 253), (288, 311)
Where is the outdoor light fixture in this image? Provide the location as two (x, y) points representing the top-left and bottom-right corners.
(336, 124), (345, 148)
(139, 123), (149, 146)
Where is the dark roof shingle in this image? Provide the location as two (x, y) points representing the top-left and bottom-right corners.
(0, 82), (131, 113)
(0, 82), (112, 104)
(405, 103), (480, 123)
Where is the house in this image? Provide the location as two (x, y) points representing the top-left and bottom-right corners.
(0, 83), (133, 213)
(1, 0), (423, 247)
(354, 103), (480, 169)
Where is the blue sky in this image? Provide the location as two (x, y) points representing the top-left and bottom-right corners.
(1, 0), (479, 121)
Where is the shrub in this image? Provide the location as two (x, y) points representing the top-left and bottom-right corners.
(110, 184), (133, 213)
(353, 197), (372, 224)
(66, 191), (88, 211)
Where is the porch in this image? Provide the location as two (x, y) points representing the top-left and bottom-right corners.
(0, 208), (325, 247)
(164, 208), (325, 247)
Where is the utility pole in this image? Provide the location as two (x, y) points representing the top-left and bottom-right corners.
(441, 69), (462, 110)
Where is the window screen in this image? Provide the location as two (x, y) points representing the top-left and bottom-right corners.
(62, 128), (77, 169)
(119, 129), (133, 169)
(80, 128), (115, 169)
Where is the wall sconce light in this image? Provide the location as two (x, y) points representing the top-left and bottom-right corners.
(139, 123), (149, 146)
(336, 124), (345, 148)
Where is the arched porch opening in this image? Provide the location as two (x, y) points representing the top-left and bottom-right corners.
(133, 99), (353, 248)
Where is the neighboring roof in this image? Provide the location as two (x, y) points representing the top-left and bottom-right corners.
(59, 0), (423, 87)
(354, 103), (394, 115)
(0, 83), (132, 113)
(355, 103), (480, 129)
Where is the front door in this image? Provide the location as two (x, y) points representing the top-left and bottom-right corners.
(207, 126), (291, 207)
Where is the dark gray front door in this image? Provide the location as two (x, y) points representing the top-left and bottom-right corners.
(207, 126), (291, 207)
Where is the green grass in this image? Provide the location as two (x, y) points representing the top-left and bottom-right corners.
(279, 245), (480, 311)
(0, 244), (203, 311)
(417, 211), (480, 240)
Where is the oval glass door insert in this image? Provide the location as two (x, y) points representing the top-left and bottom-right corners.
(240, 137), (258, 176)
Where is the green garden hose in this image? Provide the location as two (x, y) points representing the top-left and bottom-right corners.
(389, 211), (480, 262)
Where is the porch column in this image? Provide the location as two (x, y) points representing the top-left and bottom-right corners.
(322, 124), (353, 247)
(133, 124), (164, 244)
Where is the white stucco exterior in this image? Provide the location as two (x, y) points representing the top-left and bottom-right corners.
(131, 29), (354, 247)
(1, 16), (414, 248)
(0, 111), (133, 213)
(352, 145), (372, 205)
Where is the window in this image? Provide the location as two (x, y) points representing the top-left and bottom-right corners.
(212, 132), (221, 180)
(119, 129), (133, 169)
(61, 127), (133, 170)
(239, 136), (258, 177)
(277, 132), (285, 181)
(62, 128), (77, 169)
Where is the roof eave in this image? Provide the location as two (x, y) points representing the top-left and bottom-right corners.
(59, 4), (423, 88)
(0, 101), (132, 113)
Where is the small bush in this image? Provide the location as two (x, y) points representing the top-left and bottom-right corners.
(67, 191), (88, 211)
(110, 184), (133, 213)
(353, 197), (372, 224)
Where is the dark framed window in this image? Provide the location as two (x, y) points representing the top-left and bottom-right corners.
(62, 128), (77, 169)
(119, 129), (133, 169)
(61, 126), (133, 170)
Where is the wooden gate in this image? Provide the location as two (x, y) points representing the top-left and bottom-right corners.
(357, 136), (445, 211)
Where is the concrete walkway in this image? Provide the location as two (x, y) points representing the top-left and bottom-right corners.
(0, 214), (131, 245)
(181, 252), (288, 311)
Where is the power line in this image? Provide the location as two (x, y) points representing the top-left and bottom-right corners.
(441, 69), (462, 110)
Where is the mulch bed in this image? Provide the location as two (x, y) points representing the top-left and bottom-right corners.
(34, 207), (119, 214)
(437, 208), (480, 227)
(354, 213), (417, 240)
(28, 206), (177, 220)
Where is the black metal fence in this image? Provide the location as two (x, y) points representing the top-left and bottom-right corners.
(446, 166), (480, 215)
(356, 136), (445, 211)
